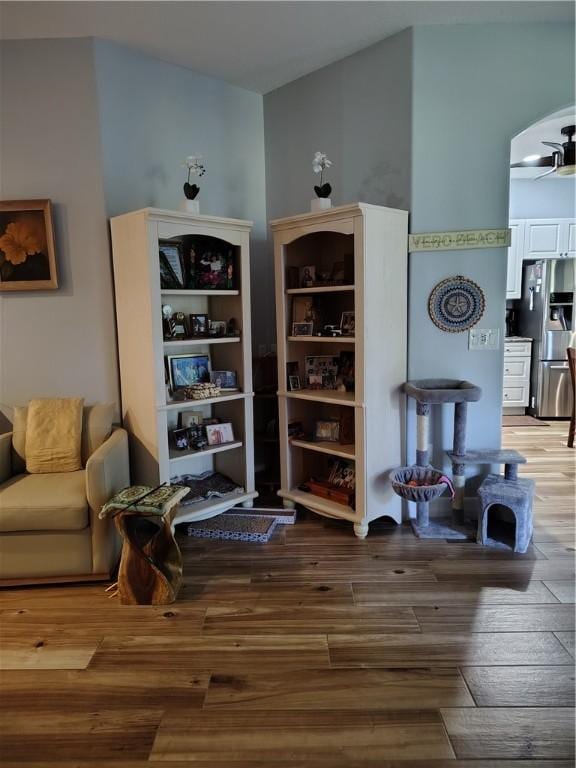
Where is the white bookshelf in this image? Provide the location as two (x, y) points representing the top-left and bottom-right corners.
(271, 203), (408, 538)
(110, 208), (257, 523)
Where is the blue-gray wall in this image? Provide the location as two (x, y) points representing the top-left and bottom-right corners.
(410, 23), (575, 473)
(0, 39), (119, 426)
(93, 40), (269, 346)
(264, 29), (413, 220)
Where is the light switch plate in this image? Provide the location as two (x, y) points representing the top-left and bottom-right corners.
(469, 328), (500, 350)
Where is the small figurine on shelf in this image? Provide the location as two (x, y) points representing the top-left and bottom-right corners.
(181, 154), (205, 214)
(311, 151), (333, 212)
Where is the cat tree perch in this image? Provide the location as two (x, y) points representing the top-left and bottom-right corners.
(396, 379), (482, 539)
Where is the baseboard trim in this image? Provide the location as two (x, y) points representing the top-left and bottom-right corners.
(0, 573), (112, 588)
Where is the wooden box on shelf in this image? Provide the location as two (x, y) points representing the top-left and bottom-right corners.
(110, 208), (257, 525)
(271, 203), (408, 538)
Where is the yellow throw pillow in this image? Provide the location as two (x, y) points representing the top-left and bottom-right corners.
(26, 398), (84, 474)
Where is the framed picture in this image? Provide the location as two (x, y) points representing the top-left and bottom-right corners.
(189, 313), (208, 337)
(305, 355), (339, 389)
(299, 265), (316, 288)
(328, 459), (356, 490)
(170, 427), (191, 451)
(308, 373), (323, 389)
(159, 239), (184, 288)
(0, 200), (58, 291)
(292, 321), (314, 337)
(315, 419), (340, 442)
(209, 320), (227, 337)
(340, 311), (355, 336)
(205, 422), (235, 446)
(288, 375), (301, 391)
(189, 239), (235, 290)
(167, 354), (210, 390)
(292, 296), (320, 332)
(210, 370), (238, 390)
(180, 410), (204, 428)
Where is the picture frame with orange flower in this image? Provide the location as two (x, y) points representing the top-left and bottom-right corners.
(0, 199), (58, 291)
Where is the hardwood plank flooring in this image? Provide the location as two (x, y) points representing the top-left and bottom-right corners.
(0, 423), (573, 764)
(461, 665), (575, 706)
(441, 708), (575, 759)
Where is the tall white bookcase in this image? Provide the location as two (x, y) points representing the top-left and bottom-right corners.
(271, 203), (407, 538)
(110, 208), (257, 525)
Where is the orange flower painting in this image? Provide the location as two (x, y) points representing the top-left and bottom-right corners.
(0, 200), (58, 291)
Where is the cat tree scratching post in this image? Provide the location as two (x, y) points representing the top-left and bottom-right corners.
(403, 379), (482, 540)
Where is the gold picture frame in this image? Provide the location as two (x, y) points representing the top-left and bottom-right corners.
(0, 199), (58, 291)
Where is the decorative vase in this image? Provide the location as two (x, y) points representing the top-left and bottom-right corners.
(180, 199), (200, 214)
(311, 197), (332, 212)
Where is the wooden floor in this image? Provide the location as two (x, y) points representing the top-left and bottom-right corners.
(0, 424), (574, 765)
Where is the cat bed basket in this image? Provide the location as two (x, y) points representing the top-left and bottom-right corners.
(391, 466), (452, 503)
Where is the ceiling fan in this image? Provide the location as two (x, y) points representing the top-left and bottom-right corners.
(511, 124), (575, 179)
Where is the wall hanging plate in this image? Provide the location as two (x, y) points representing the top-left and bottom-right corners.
(428, 275), (485, 333)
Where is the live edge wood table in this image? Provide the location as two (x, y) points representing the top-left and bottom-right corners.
(99, 485), (189, 605)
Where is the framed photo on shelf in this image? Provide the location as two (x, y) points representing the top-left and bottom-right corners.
(340, 311), (355, 336)
(299, 265), (316, 288)
(305, 355), (339, 389)
(205, 422), (235, 446)
(292, 321), (314, 337)
(0, 200), (58, 292)
(288, 375), (301, 391)
(328, 458), (356, 490)
(210, 370), (238, 390)
(179, 410), (204, 428)
(190, 240), (235, 290)
(314, 419), (340, 442)
(189, 313), (208, 337)
(292, 296), (320, 332)
(209, 320), (227, 337)
(167, 353), (210, 391)
(159, 239), (184, 289)
(170, 427), (191, 451)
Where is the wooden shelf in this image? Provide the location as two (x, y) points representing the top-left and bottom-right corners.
(288, 336), (355, 344)
(163, 337), (241, 348)
(161, 392), (249, 411)
(161, 289), (239, 296)
(281, 389), (359, 407)
(279, 488), (356, 521)
(171, 491), (258, 526)
(291, 438), (355, 459)
(286, 285), (354, 295)
(169, 440), (242, 463)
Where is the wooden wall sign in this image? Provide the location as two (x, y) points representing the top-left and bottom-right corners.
(409, 228), (511, 252)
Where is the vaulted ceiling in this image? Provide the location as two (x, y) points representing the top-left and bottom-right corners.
(1, 1), (573, 93)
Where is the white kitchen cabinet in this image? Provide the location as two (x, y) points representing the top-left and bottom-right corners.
(502, 338), (532, 412)
(523, 218), (574, 260)
(506, 220), (525, 299)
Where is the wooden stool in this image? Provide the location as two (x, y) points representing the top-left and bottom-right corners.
(114, 506), (182, 605)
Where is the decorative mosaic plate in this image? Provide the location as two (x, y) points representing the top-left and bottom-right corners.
(428, 275), (485, 333)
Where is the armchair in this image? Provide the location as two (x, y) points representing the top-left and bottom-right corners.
(0, 404), (130, 584)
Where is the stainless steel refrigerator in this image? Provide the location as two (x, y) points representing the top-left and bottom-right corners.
(518, 258), (575, 418)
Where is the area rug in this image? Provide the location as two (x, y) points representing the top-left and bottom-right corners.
(187, 505), (296, 543)
(502, 415), (549, 427)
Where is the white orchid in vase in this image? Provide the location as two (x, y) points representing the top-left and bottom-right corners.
(312, 151), (333, 199)
(182, 155), (206, 200)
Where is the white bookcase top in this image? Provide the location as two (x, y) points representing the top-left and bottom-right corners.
(111, 207), (253, 230)
(270, 202), (408, 230)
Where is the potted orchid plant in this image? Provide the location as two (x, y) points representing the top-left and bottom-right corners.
(181, 155), (205, 213)
(311, 151), (333, 211)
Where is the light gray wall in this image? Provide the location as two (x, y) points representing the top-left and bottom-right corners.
(509, 178), (575, 220)
(93, 40), (270, 347)
(0, 38), (119, 428)
(410, 23), (575, 473)
(264, 29), (412, 220)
